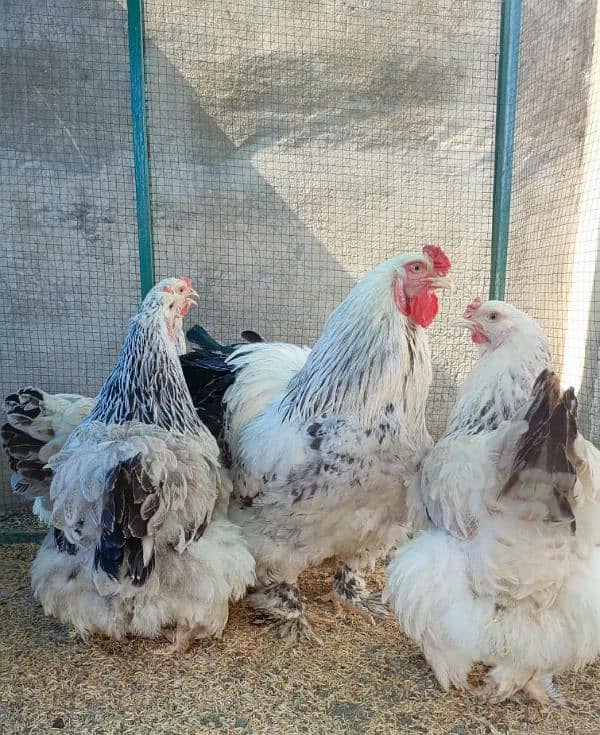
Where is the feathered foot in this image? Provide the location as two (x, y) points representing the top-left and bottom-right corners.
(249, 583), (322, 646)
(151, 624), (210, 656)
(523, 674), (566, 707)
(474, 666), (564, 706)
(321, 562), (391, 624)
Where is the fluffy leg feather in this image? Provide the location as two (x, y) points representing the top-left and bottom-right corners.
(322, 561), (390, 623)
(249, 583), (322, 645)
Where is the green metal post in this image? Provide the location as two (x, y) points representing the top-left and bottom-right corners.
(489, 0), (522, 300)
(127, 0), (154, 297)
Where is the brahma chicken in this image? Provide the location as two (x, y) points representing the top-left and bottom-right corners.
(384, 299), (600, 704)
(1, 277), (198, 524)
(2, 390), (96, 523)
(182, 245), (452, 641)
(24, 277), (255, 651)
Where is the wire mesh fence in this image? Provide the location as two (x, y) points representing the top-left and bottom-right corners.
(507, 0), (600, 445)
(143, 0), (499, 438)
(0, 0), (140, 517)
(0, 0), (598, 526)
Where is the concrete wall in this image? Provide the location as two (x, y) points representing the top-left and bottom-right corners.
(142, 0), (501, 436)
(0, 1), (140, 512)
(2, 0), (502, 513)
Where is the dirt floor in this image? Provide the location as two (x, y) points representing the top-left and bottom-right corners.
(1, 544), (600, 735)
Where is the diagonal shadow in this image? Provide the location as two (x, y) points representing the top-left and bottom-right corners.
(141, 36), (359, 345)
(0, 0), (354, 510)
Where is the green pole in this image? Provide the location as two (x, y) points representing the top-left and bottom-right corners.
(489, 0), (522, 300)
(127, 0), (154, 297)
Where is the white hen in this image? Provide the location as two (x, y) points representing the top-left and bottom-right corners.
(385, 299), (600, 704)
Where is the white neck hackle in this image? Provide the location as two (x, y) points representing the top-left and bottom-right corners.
(444, 309), (551, 438)
(281, 257), (433, 428)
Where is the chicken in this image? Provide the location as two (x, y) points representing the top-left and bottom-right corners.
(1, 277), (198, 524)
(408, 297), (552, 536)
(182, 246), (452, 642)
(27, 277), (255, 651)
(2, 390), (95, 522)
(384, 300), (600, 704)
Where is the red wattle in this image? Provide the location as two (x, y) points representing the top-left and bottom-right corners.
(471, 330), (488, 344)
(407, 290), (439, 328)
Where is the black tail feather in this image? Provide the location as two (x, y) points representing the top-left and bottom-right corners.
(94, 456), (156, 585)
(1, 421), (51, 497)
(54, 527), (79, 556)
(502, 370), (578, 529)
(181, 324), (262, 444)
(240, 330), (264, 344)
(186, 325), (233, 357)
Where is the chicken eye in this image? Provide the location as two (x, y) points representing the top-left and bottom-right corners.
(488, 312), (497, 321)
(412, 263), (421, 272)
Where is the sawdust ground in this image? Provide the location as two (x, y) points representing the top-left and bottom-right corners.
(1, 544), (600, 735)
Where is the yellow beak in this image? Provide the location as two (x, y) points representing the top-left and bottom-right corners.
(428, 275), (453, 290)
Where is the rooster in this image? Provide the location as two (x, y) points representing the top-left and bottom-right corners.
(182, 246), (452, 641)
(384, 300), (600, 704)
(25, 278), (255, 651)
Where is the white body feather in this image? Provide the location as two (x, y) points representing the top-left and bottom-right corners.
(385, 306), (600, 701)
(224, 258), (434, 584)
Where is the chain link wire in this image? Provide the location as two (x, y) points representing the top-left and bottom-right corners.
(0, 0), (139, 518)
(143, 0), (499, 442)
(6, 1), (596, 526)
(507, 0), (600, 445)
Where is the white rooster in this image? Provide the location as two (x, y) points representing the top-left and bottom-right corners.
(24, 278), (255, 652)
(182, 246), (452, 641)
(385, 299), (600, 704)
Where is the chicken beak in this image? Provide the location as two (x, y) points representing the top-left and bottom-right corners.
(178, 296), (198, 318)
(189, 288), (199, 298)
(451, 316), (474, 330)
(428, 275), (452, 290)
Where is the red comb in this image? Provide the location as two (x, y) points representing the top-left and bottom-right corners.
(464, 296), (482, 316)
(422, 244), (451, 275)
(178, 275), (193, 288)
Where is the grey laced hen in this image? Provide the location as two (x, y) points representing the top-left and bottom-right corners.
(28, 278), (255, 652)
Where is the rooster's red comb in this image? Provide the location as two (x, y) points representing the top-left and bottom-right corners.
(178, 276), (193, 288)
(464, 296), (483, 317)
(422, 244), (451, 275)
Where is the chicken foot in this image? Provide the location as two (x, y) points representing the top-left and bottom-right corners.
(475, 665), (565, 706)
(320, 561), (390, 624)
(249, 582), (322, 645)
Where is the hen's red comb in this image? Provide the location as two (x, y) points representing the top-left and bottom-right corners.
(178, 275), (193, 288)
(422, 244), (451, 275)
(464, 296), (483, 316)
